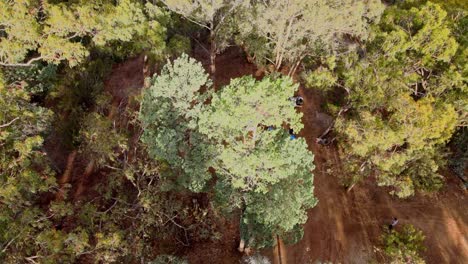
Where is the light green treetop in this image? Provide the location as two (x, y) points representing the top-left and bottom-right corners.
(331, 1), (464, 197)
(140, 54), (214, 192)
(199, 76), (303, 143)
(198, 75), (317, 246)
(140, 56), (317, 247)
(236, 0), (385, 73)
(0, 0), (166, 67)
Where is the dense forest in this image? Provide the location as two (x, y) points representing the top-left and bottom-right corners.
(0, 0), (466, 263)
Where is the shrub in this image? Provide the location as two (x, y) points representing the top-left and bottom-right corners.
(381, 224), (426, 264)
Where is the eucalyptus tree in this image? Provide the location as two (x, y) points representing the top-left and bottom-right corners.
(198, 76), (317, 248)
(161, 0), (246, 76)
(305, 2), (465, 197)
(236, 0), (384, 75)
(140, 54), (215, 192)
(0, 0), (166, 67)
(140, 55), (317, 248)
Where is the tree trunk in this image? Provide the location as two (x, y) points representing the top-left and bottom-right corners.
(238, 239), (245, 252)
(55, 150), (78, 200)
(209, 30), (216, 85)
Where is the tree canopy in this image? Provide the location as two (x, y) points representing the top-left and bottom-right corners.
(140, 54), (214, 192)
(140, 56), (317, 248)
(236, 0), (385, 73)
(305, 1), (467, 197)
(1, 0), (467, 261)
(0, 0), (166, 67)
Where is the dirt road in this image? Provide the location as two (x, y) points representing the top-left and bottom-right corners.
(273, 87), (468, 264)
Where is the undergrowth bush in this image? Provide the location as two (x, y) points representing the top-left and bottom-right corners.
(381, 224), (426, 264)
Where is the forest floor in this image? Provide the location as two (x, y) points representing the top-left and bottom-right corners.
(278, 87), (468, 264)
(60, 47), (467, 263)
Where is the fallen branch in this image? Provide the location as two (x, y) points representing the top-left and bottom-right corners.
(317, 103), (350, 140)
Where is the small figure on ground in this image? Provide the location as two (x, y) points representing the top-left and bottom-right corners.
(389, 217), (398, 230)
(289, 96), (304, 107)
(267, 125), (275, 131)
(316, 137), (330, 145)
(296, 97), (304, 106)
(289, 128), (297, 140)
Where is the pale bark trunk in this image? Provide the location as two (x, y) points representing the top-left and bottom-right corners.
(209, 30), (216, 84)
(55, 151), (78, 200)
(275, 17), (295, 71)
(238, 239), (245, 252)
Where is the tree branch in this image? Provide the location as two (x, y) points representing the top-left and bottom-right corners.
(0, 117), (19, 128)
(0, 57), (43, 67)
(162, 2), (211, 31)
(213, 0), (243, 34)
(1, 235), (19, 253)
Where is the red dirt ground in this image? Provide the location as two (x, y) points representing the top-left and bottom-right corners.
(274, 87), (468, 264)
(74, 48), (467, 263)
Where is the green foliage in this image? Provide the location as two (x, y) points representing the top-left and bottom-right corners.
(150, 255), (188, 264)
(333, 1), (465, 197)
(5, 0), (466, 261)
(381, 224), (426, 264)
(448, 128), (468, 184)
(372, 2), (459, 67)
(303, 56), (338, 91)
(162, 0), (243, 38)
(198, 75), (317, 247)
(77, 112), (128, 168)
(167, 34), (192, 57)
(0, 75), (89, 263)
(199, 77), (305, 193)
(0, 75), (55, 206)
(161, 0), (245, 74)
(140, 54), (214, 192)
(0, 0), (167, 66)
(236, 0), (385, 71)
(140, 55), (317, 248)
(1, 64), (57, 94)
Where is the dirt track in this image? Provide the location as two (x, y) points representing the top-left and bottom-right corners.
(272, 87), (468, 264)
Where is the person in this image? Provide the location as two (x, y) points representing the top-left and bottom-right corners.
(289, 128), (297, 140)
(289, 96), (304, 107)
(316, 137), (330, 145)
(389, 217), (398, 230)
(296, 97), (304, 106)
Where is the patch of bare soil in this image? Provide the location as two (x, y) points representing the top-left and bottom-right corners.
(276, 87), (468, 264)
(183, 213), (242, 264)
(193, 46), (262, 88)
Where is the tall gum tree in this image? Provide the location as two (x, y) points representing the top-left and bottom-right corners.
(198, 76), (317, 248)
(140, 54), (215, 192)
(140, 55), (317, 248)
(236, 0), (385, 75)
(0, 0), (166, 67)
(161, 0), (245, 79)
(319, 2), (466, 197)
